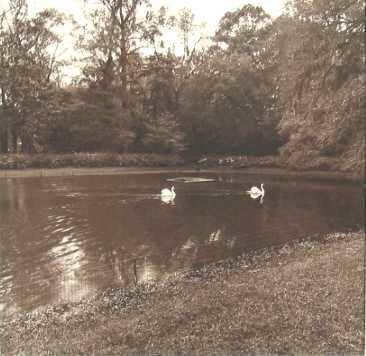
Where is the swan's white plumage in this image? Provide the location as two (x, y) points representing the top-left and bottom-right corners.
(161, 194), (174, 204)
(246, 183), (265, 196)
(161, 186), (176, 198)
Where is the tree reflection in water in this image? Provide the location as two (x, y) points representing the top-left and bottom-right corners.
(0, 174), (362, 316)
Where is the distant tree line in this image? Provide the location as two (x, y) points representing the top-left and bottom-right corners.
(0, 0), (364, 169)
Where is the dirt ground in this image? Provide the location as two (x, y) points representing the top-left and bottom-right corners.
(0, 231), (364, 355)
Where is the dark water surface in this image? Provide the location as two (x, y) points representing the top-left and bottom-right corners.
(0, 172), (363, 316)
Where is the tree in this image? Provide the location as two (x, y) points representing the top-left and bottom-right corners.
(178, 5), (281, 154)
(276, 0), (365, 171)
(0, 10), (10, 152)
(214, 4), (271, 57)
(0, 0), (65, 153)
(77, 0), (175, 152)
(77, 2), (191, 153)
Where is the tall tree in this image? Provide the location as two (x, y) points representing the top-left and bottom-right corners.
(0, 10), (10, 152)
(178, 4), (281, 154)
(0, 0), (65, 153)
(78, 1), (190, 152)
(276, 0), (365, 171)
(77, 0), (167, 151)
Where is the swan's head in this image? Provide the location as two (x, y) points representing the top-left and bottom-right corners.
(171, 185), (175, 192)
(261, 183), (264, 188)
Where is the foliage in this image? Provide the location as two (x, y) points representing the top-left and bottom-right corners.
(75, 0), (186, 153)
(179, 5), (282, 154)
(0, 0), (364, 172)
(275, 0), (365, 172)
(0, 0), (66, 152)
(0, 152), (184, 169)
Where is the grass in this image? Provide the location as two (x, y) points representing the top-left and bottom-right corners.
(0, 152), (362, 176)
(0, 152), (185, 170)
(0, 231), (364, 354)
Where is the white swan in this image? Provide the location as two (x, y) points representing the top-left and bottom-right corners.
(246, 183), (265, 196)
(160, 186), (176, 205)
(161, 185), (176, 198)
(161, 194), (176, 205)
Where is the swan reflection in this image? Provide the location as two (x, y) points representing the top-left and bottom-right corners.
(208, 229), (222, 243)
(247, 191), (265, 204)
(248, 193), (264, 204)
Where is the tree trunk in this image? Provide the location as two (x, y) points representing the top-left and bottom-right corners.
(7, 126), (14, 153)
(0, 86), (8, 153)
(0, 130), (7, 153)
(120, 22), (128, 109)
(21, 135), (33, 154)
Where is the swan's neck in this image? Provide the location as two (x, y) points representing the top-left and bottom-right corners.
(260, 184), (265, 194)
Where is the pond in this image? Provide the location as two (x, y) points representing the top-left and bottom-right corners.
(0, 172), (363, 317)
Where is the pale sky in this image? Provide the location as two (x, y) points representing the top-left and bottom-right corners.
(1, 0), (286, 82)
(25, 0), (286, 30)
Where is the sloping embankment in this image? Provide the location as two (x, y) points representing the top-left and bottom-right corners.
(0, 231), (364, 355)
(0, 153), (363, 181)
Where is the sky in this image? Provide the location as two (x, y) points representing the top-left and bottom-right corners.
(24, 0), (286, 20)
(1, 0), (286, 81)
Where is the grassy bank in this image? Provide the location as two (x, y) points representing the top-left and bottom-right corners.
(0, 153), (362, 176)
(0, 166), (362, 185)
(0, 153), (185, 170)
(0, 231), (364, 355)
(193, 154), (363, 174)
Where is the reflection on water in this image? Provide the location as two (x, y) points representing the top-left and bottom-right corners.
(247, 192), (265, 204)
(0, 173), (363, 317)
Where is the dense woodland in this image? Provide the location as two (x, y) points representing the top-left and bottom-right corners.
(0, 0), (364, 171)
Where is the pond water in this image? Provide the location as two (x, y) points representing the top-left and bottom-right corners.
(0, 172), (363, 317)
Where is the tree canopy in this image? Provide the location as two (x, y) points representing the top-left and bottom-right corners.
(0, 0), (364, 171)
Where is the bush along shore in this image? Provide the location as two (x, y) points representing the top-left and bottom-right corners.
(0, 153), (185, 170)
(190, 154), (363, 173)
(0, 231), (364, 355)
(0, 153), (363, 176)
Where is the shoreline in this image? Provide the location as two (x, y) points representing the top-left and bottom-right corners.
(0, 153), (363, 183)
(0, 166), (362, 184)
(0, 231), (364, 354)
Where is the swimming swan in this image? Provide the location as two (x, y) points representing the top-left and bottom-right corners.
(161, 194), (176, 205)
(161, 185), (176, 198)
(246, 183), (265, 196)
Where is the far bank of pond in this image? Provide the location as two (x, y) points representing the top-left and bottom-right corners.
(0, 166), (362, 184)
(0, 153), (363, 181)
(0, 231), (363, 355)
